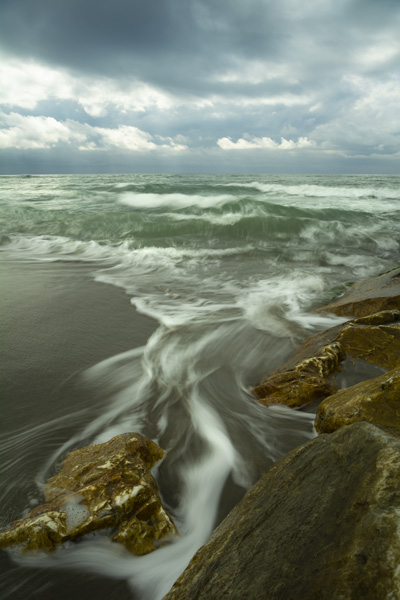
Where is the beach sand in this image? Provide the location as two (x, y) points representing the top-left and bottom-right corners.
(0, 259), (156, 434)
(0, 258), (156, 600)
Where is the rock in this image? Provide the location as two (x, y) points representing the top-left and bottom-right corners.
(278, 310), (400, 372)
(164, 423), (400, 600)
(315, 366), (400, 433)
(316, 267), (400, 317)
(253, 342), (345, 408)
(337, 310), (400, 370)
(0, 433), (177, 554)
(0, 512), (68, 552)
(253, 266), (400, 409)
(253, 310), (400, 408)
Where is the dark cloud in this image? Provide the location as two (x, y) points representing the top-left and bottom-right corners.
(0, 0), (281, 88)
(1, 0), (399, 173)
(3, 0), (398, 101)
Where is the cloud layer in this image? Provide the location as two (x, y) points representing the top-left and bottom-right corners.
(1, 0), (399, 173)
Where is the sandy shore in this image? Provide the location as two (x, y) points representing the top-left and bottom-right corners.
(0, 258), (157, 435)
(0, 258), (157, 600)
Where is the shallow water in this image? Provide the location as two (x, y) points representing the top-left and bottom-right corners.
(1, 173), (399, 599)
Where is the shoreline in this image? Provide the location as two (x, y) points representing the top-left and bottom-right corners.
(2, 259), (400, 600)
(0, 257), (159, 507)
(0, 258), (157, 434)
(0, 258), (158, 600)
(164, 268), (400, 600)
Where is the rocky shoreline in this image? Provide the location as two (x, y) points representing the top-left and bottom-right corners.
(163, 266), (400, 599)
(1, 267), (399, 599)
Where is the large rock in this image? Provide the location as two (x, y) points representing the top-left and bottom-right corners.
(254, 268), (400, 409)
(337, 310), (400, 370)
(278, 310), (400, 372)
(317, 267), (400, 317)
(164, 423), (400, 600)
(315, 366), (400, 433)
(253, 310), (400, 408)
(253, 342), (345, 408)
(0, 433), (177, 554)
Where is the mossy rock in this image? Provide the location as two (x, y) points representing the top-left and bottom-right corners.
(254, 310), (400, 409)
(0, 433), (177, 555)
(315, 366), (400, 433)
(253, 342), (345, 408)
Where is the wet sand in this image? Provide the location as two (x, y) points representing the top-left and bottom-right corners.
(0, 258), (157, 600)
(0, 259), (157, 434)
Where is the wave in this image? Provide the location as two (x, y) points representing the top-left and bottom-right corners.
(117, 192), (378, 220)
(220, 180), (400, 200)
(1, 196), (397, 271)
(0, 234), (256, 267)
(2, 175), (399, 253)
(118, 191), (236, 210)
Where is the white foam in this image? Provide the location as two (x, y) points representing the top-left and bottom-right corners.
(166, 210), (255, 226)
(118, 192), (235, 210)
(61, 495), (90, 533)
(1, 235), (253, 279)
(15, 277), (319, 600)
(0, 234), (119, 263)
(237, 273), (346, 336)
(222, 180), (400, 202)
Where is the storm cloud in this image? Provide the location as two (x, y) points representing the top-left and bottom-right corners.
(1, 0), (399, 173)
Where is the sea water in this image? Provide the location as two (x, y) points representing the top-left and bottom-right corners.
(0, 173), (399, 599)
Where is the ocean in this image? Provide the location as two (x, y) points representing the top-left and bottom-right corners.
(1, 173), (399, 599)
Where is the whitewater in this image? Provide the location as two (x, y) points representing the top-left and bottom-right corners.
(0, 173), (399, 599)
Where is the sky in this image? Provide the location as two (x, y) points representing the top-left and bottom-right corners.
(0, 0), (399, 174)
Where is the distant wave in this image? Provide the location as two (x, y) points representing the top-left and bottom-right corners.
(118, 191), (235, 210)
(220, 180), (400, 200)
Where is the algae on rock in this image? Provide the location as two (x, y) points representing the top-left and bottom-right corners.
(337, 311), (400, 370)
(0, 432), (177, 555)
(315, 366), (400, 433)
(253, 342), (345, 408)
(253, 310), (400, 409)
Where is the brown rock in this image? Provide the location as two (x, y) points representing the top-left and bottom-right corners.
(0, 512), (68, 552)
(317, 267), (400, 317)
(337, 311), (400, 370)
(253, 310), (400, 408)
(253, 342), (345, 408)
(254, 268), (400, 409)
(0, 433), (177, 554)
(315, 366), (400, 433)
(164, 423), (400, 600)
(277, 310), (400, 371)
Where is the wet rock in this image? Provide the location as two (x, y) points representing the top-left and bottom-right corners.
(253, 342), (345, 408)
(337, 310), (400, 370)
(317, 267), (400, 317)
(253, 266), (400, 409)
(0, 433), (177, 555)
(164, 422), (400, 600)
(280, 310), (400, 371)
(254, 310), (400, 408)
(315, 366), (400, 433)
(0, 512), (67, 552)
